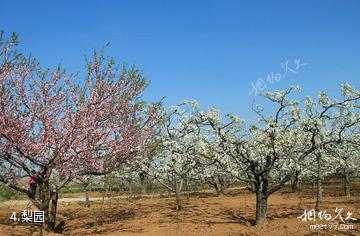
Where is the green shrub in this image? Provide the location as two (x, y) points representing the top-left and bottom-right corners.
(0, 185), (17, 200)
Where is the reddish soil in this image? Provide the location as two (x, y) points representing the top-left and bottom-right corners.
(0, 185), (359, 236)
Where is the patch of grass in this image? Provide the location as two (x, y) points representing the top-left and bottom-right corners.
(0, 185), (17, 200)
(62, 187), (83, 194)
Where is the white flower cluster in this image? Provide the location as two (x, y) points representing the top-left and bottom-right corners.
(138, 85), (360, 199)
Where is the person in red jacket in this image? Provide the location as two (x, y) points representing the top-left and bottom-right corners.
(28, 171), (38, 199)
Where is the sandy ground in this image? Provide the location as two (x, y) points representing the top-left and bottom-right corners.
(0, 185), (359, 236)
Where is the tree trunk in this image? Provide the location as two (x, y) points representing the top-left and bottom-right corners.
(343, 173), (350, 197)
(315, 177), (322, 211)
(215, 185), (223, 196)
(315, 153), (322, 212)
(37, 183), (53, 231)
(291, 176), (300, 193)
(185, 178), (190, 200)
(255, 190), (268, 226)
(139, 172), (148, 195)
(215, 182), (225, 196)
(85, 190), (90, 207)
(254, 175), (269, 226)
(128, 181), (133, 202)
(218, 175), (230, 196)
(207, 180), (220, 196)
(175, 179), (184, 211)
(48, 190), (58, 230)
(312, 179), (316, 189)
(209, 176), (225, 197)
(175, 188), (182, 210)
(246, 181), (256, 192)
(42, 204), (50, 231)
(84, 179), (91, 207)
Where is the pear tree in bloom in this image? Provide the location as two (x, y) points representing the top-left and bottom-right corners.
(140, 102), (205, 210)
(0, 32), (164, 230)
(326, 140), (360, 197)
(196, 157), (237, 196)
(193, 85), (360, 226)
(325, 105), (360, 197)
(301, 151), (339, 210)
(189, 110), (241, 196)
(300, 86), (360, 210)
(111, 160), (144, 201)
(190, 87), (309, 225)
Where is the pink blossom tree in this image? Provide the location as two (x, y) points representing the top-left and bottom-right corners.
(0, 32), (164, 230)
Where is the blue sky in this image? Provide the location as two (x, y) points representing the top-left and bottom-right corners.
(1, 0), (360, 120)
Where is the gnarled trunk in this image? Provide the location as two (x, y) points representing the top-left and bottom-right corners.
(185, 177), (190, 200)
(255, 190), (268, 226)
(217, 175), (228, 196)
(254, 177), (269, 226)
(85, 190), (90, 207)
(48, 190), (58, 230)
(128, 180), (133, 202)
(215, 184), (224, 196)
(208, 175), (229, 197)
(36, 182), (55, 231)
(175, 178), (184, 211)
(291, 171), (300, 193)
(139, 172), (153, 195)
(343, 173), (350, 197)
(83, 177), (91, 207)
(315, 153), (322, 212)
(208, 180), (223, 196)
(291, 179), (299, 193)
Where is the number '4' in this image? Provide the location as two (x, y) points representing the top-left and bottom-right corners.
(10, 212), (17, 222)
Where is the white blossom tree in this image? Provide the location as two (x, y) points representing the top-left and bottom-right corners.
(140, 103), (205, 210)
(192, 85), (360, 225)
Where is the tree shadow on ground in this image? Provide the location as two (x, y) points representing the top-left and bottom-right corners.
(59, 206), (143, 235)
(321, 199), (360, 205)
(0, 218), (65, 235)
(221, 209), (256, 226)
(225, 188), (250, 197)
(0, 222), (43, 236)
(188, 191), (218, 198)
